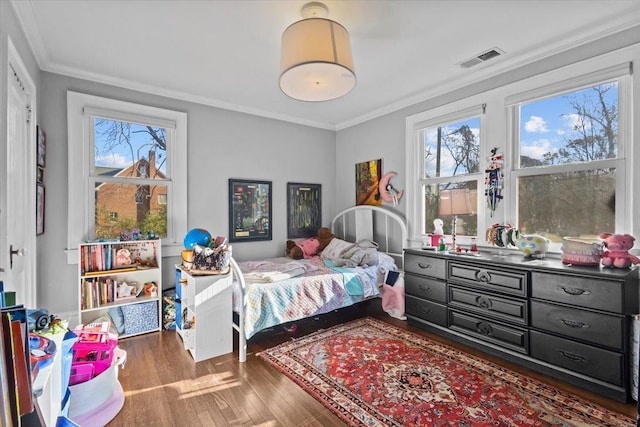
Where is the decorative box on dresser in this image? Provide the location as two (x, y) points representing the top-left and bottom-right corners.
(404, 248), (639, 402)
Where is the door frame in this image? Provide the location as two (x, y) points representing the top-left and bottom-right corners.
(1, 33), (38, 308)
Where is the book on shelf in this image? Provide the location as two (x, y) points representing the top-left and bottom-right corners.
(81, 277), (147, 310)
(1, 306), (33, 419)
(11, 320), (32, 416)
(82, 266), (137, 276)
(81, 277), (118, 310)
(81, 241), (158, 275)
(1, 312), (18, 424)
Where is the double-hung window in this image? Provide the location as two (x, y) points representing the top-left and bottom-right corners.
(67, 92), (187, 261)
(407, 59), (632, 252)
(406, 104), (484, 242)
(507, 64), (630, 245)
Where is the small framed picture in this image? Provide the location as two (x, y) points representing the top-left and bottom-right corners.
(36, 166), (44, 184)
(228, 179), (272, 242)
(36, 183), (45, 235)
(37, 126), (46, 168)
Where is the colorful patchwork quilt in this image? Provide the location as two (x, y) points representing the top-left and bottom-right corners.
(233, 255), (396, 339)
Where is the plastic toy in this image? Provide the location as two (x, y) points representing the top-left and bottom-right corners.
(484, 147), (504, 217)
(184, 228), (211, 249)
(515, 234), (550, 259)
(379, 172), (404, 206)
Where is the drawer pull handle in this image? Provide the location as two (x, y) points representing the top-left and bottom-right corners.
(477, 321), (493, 336)
(558, 318), (590, 329)
(558, 286), (591, 296)
(417, 262), (433, 270)
(475, 296), (492, 309)
(476, 271), (491, 283)
(418, 285), (431, 292)
(419, 307), (432, 315)
(557, 349), (586, 363)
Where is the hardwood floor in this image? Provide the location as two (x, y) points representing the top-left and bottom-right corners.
(108, 299), (637, 426)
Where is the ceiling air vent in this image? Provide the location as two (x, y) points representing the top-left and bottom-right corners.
(458, 47), (505, 69)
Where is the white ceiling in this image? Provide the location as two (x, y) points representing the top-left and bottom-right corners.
(11, 0), (640, 130)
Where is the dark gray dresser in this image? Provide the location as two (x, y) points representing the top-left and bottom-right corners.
(404, 248), (640, 402)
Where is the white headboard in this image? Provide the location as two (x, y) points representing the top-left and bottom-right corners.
(330, 206), (408, 269)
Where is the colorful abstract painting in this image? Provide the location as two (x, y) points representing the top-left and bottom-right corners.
(355, 159), (382, 206)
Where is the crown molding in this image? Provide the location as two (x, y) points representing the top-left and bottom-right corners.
(12, 0), (639, 132)
(335, 16), (640, 130)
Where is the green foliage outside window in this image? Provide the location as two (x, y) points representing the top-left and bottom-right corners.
(95, 205), (167, 239)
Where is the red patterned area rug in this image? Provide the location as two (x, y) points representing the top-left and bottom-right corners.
(258, 317), (635, 426)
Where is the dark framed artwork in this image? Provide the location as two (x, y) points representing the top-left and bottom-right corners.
(287, 183), (321, 238)
(36, 166), (44, 184)
(228, 179), (272, 242)
(36, 183), (45, 235)
(37, 126), (46, 168)
(355, 158), (383, 206)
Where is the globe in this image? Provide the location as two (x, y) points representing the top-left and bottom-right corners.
(183, 228), (211, 249)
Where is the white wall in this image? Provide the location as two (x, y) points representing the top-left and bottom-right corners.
(0, 2), (40, 88)
(38, 72), (336, 315)
(335, 26), (640, 230)
(5, 0), (640, 319)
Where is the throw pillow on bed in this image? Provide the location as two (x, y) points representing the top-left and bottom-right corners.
(321, 238), (353, 260)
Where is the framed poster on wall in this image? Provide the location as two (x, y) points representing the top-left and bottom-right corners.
(37, 126), (46, 168)
(287, 182), (321, 238)
(228, 179), (272, 242)
(36, 183), (45, 235)
(355, 158), (383, 206)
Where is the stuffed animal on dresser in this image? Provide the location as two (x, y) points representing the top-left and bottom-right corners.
(600, 232), (640, 268)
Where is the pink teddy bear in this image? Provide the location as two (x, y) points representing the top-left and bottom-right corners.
(600, 233), (640, 268)
(297, 238), (320, 259)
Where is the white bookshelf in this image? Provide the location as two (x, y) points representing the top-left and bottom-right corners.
(78, 239), (162, 337)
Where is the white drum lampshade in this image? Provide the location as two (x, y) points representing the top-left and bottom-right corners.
(279, 3), (356, 102)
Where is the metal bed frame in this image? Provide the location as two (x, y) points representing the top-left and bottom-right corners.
(230, 205), (407, 362)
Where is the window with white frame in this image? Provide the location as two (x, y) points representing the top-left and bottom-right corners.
(406, 61), (632, 252)
(406, 105), (484, 242)
(67, 92), (187, 261)
(507, 64), (630, 244)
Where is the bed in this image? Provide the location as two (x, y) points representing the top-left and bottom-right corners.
(230, 205), (407, 362)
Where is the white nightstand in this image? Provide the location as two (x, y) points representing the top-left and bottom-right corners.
(177, 270), (232, 362)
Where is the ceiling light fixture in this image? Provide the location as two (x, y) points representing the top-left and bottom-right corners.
(279, 2), (356, 102)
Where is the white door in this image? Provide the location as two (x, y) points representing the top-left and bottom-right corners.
(0, 36), (37, 308)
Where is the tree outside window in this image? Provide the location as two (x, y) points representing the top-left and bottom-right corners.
(516, 82), (618, 241)
(422, 117), (480, 236)
(93, 119), (169, 239)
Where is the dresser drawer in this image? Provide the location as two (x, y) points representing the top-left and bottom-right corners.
(406, 295), (447, 326)
(449, 285), (527, 325)
(530, 330), (624, 386)
(404, 253), (446, 279)
(449, 262), (528, 297)
(405, 274), (446, 303)
(449, 310), (528, 354)
(531, 300), (624, 350)
(531, 272), (623, 313)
